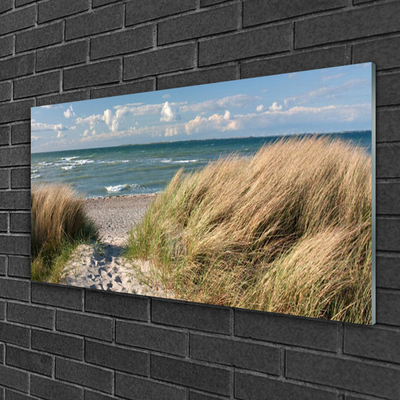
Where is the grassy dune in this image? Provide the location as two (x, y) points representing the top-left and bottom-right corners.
(31, 183), (97, 283)
(126, 137), (372, 324)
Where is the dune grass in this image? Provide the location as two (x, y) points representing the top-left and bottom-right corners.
(126, 136), (372, 324)
(31, 183), (97, 283)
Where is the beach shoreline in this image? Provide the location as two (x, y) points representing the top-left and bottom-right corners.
(84, 193), (158, 245)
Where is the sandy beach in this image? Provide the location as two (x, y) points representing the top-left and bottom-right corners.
(59, 193), (170, 297)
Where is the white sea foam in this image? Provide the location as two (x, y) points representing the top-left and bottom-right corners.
(38, 162), (52, 166)
(61, 156), (79, 162)
(105, 183), (140, 193)
(31, 174), (41, 179)
(105, 184), (130, 193)
(62, 166), (75, 170)
(74, 159), (94, 165)
(171, 159), (199, 164)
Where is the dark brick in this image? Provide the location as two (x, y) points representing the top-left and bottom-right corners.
(0, 37), (13, 59)
(0, 54), (34, 81)
(286, 350), (400, 399)
(377, 145), (400, 178)
(8, 302), (54, 329)
(0, 190), (30, 209)
(151, 355), (230, 396)
(201, 0), (227, 6)
(57, 310), (113, 341)
(16, 23), (63, 53)
(0, 213), (7, 232)
(38, 0), (90, 23)
(91, 79), (154, 99)
(235, 372), (337, 400)
(0, 0), (12, 14)
(91, 25), (153, 60)
(64, 59), (121, 90)
(84, 391), (114, 400)
(345, 324), (400, 363)
(10, 213), (30, 233)
(8, 256), (30, 278)
(377, 217), (400, 252)
(2, 390), (35, 400)
(376, 255), (400, 290)
(31, 282), (83, 310)
(376, 289), (400, 326)
(116, 320), (186, 356)
(56, 358), (113, 393)
(0, 300), (5, 318)
(235, 309), (338, 351)
(16, 0), (36, 6)
(377, 109), (400, 143)
(353, 0), (374, 3)
(0, 7), (35, 36)
(0, 101), (34, 124)
(14, 71), (60, 99)
(0, 365), (28, 393)
(85, 340), (148, 375)
(0, 278), (29, 300)
(0, 256), (6, 275)
(244, 0), (346, 26)
(85, 289), (149, 320)
(0, 170), (9, 189)
(295, 2), (400, 48)
(124, 43), (196, 80)
(0, 126), (10, 147)
(126, 0), (197, 26)
(159, 5), (237, 45)
(191, 334), (280, 374)
(354, 36), (400, 71)
(93, 0), (119, 7)
(0, 342), (2, 361)
(66, 5), (123, 41)
(116, 373), (186, 400)
(199, 24), (291, 66)
(0, 322), (30, 347)
(377, 72), (400, 107)
(152, 298), (230, 334)
(32, 329), (84, 360)
(158, 65), (236, 90)
(37, 41), (88, 72)
(11, 168), (30, 189)
(6, 346), (53, 376)
(37, 90), (89, 106)
(377, 182), (400, 215)
(0, 82), (11, 102)
(31, 375), (84, 400)
(11, 124), (30, 145)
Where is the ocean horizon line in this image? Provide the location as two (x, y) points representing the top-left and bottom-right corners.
(31, 130), (372, 156)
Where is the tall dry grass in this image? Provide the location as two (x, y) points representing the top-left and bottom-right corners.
(31, 183), (97, 282)
(127, 136), (372, 324)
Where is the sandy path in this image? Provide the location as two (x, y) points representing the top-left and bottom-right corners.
(59, 194), (169, 297)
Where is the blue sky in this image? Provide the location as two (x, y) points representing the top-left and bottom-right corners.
(31, 63), (373, 153)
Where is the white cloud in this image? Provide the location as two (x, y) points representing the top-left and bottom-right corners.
(56, 131), (66, 139)
(69, 126), (77, 130)
(83, 130), (90, 137)
(64, 105), (76, 119)
(31, 135), (44, 141)
(162, 94), (171, 99)
(160, 101), (179, 122)
(256, 105), (264, 112)
(269, 102), (282, 111)
(32, 122), (67, 132)
(165, 127), (179, 137)
(185, 110), (239, 136)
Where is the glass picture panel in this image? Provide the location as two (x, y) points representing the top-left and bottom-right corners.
(31, 63), (375, 324)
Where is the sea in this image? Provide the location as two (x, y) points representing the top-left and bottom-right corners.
(31, 132), (372, 199)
